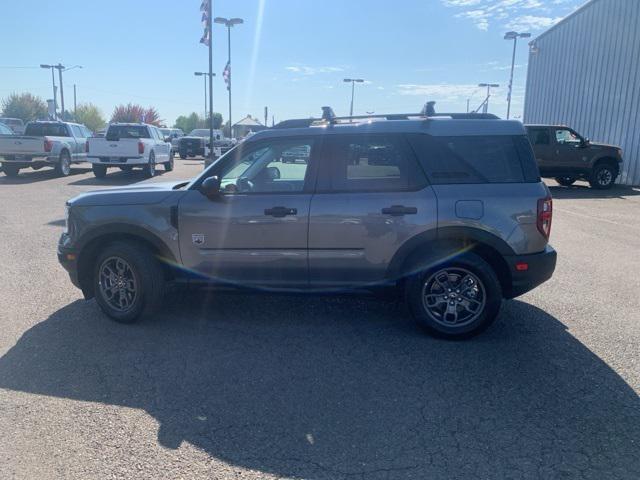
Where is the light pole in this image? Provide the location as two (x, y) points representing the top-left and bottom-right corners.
(214, 17), (243, 136)
(343, 78), (365, 117)
(46, 64), (82, 118)
(195, 72), (215, 119)
(504, 31), (531, 119)
(477, 83), (500, 113)
(40, 64), (58, 118)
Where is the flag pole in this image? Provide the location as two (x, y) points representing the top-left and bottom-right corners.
(208, 0), (214, 160)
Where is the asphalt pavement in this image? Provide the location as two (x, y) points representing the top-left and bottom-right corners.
(0, 161), (639, 479)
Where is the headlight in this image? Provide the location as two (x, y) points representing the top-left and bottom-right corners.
(617, 148), (623, 157)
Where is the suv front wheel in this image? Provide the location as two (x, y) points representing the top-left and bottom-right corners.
(93, 241), (164, 323)
(589, 163), (616, 189)
(406, 252), (502, 339)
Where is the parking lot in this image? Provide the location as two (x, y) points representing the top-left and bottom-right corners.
(0, 161), (639, 479)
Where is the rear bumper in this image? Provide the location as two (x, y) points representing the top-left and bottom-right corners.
(504, 245), (557, 298)
(1, 155), (55, 165)
(88, 156), (146, 165)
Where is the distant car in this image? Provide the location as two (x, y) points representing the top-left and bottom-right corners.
(0, 122), (15, 136)
(86, 123), (173, 178)
(525, 124), (623, 189)
(0, 117), (25, 135)
(0, 121), (92, 177)
(159, 128), (184, 156)
(177, 128), (220, 159)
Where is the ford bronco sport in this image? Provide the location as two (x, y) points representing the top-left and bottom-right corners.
(58, 107), (557, 338)
(525, 124), (623, 189)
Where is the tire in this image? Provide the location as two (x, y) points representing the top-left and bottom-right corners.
(589, 164), (616, 189)
(2, 164), (20, 177)
(119, 166), (133, 172)
(179, 152), (187, 160)
(93, 241), (164, 323)
(405, 252), (502, 339)
(555, 176), (576, 187)
(55, 150), (71, 177)
(145, 152), (156, 178)
(164, 156), (174, 172)
(92, 164), (107, 178)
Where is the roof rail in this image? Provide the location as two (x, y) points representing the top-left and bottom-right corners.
(272, 104), (500, 129)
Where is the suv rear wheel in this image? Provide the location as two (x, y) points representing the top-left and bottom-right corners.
(406, 253), (502, 339)
(55, 150), (71, 177)
(590, 163), (616, 189)
(93, 241), (164, 323)
(145, 152), (156, 178)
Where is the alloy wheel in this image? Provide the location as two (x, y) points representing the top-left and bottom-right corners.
(98, 256), (138, 312)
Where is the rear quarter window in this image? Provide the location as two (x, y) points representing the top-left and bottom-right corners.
(106, 125), (151, 140)
(25, 123), (70, 137)
(407, 133), (539, 184)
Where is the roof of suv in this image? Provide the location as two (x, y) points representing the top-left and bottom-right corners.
(250, 117), (526, 142)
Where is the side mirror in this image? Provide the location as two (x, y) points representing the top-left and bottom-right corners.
(200, 176), (221, 199)
(164, 136), (171, 143)
(266, 166), (281, 180)
(583, 138), (590, 147)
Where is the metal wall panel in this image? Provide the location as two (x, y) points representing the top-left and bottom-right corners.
(524, 0), (640, 186)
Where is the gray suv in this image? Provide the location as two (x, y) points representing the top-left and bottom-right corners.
(58, 108), (557, 338)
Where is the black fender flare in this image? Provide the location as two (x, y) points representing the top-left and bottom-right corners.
(386, 226), (515, 281)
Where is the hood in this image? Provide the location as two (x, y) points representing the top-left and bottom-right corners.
(588, 141), (619, 150)
(68, 180), (189, 207)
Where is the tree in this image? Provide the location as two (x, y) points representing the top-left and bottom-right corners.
(1, 92), (48, 122)
(75, 103), (106, 132)
(110, 103), (163, 126)
(174, 112), (223, 133)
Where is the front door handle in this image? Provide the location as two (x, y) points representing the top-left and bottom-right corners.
(264, 206), (297, 217)
(381, 205), (417, 216)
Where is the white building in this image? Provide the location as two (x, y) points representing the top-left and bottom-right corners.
(524, 0), (640, 186)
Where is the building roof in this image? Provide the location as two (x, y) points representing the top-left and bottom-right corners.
(233, 115), (264, 127)
(531, 0), (601, 43)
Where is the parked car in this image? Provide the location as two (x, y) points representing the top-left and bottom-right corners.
(58, 106), (556, 339)
(0, 121), (91, 177)
(0, 117), (25, 134)
(0, 122), (15, 136)
(86, 123), (173, 178)
(177, 128), (219, 159)
(159, 128), (184, 156)
(525, 124), (623, 189)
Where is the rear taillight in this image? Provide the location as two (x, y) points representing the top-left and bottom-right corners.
(537, 196), (553, 240)
(85, 140), (89, 153)
(138, 141), (145, 155)
(44, 138), (53, 152)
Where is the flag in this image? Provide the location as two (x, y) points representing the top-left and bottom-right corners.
(222, 61), (230, 90)
(199, 1), (210, 46)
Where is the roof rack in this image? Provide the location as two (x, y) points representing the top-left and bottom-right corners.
(273, 102), (500, 129)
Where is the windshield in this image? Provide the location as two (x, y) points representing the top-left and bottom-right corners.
(188, 129), (209, 137)
(160, 128), (171, 136)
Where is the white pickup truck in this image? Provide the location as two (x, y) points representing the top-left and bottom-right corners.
(0, 121), (92, 177)
(86, 123), (173, 178)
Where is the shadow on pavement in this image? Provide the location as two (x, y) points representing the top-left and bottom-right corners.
(0, 293), (638, 479)
(549, 184), (640, 200)
(68, 169), (166, 186)
(0, 167), (90, 184)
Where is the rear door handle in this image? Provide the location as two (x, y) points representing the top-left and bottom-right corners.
(381, 205), (417, 216)
(264, 206), (297, 217)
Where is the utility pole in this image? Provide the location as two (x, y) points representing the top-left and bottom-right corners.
(56, 64), (65, 117)
(477, 83), (500, 113)
(73, 84), (77, 117)
(264, 106), (268, 127)
(40, 65), (57, 118)
(207, 0), (214, 157)
(343, 78), (365, 117)
(214, 16), (243, 137)
(504, 31), (531, 119)
(195, 72), (215, 119)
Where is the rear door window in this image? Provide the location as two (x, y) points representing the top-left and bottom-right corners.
(320, 134), (427, 192)
(527, 128), (550, 145)
(407, 134), (534, 184)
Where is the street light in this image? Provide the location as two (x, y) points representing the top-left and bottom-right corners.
(41, 64), (82, 118)
(40, 64), (57, 118)
(343, 78), (365, 117)
(195, 72), (216, 119)
(477, 83), (500, 114)
(504, 31), (531, 119)
(214, 16), (243, 136)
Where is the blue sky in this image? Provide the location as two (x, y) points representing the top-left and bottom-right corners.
(0, 0), (582, 127)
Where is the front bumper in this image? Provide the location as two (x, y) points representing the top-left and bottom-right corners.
(57, 233), (80, 289)
(504, 245), (557, 298)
